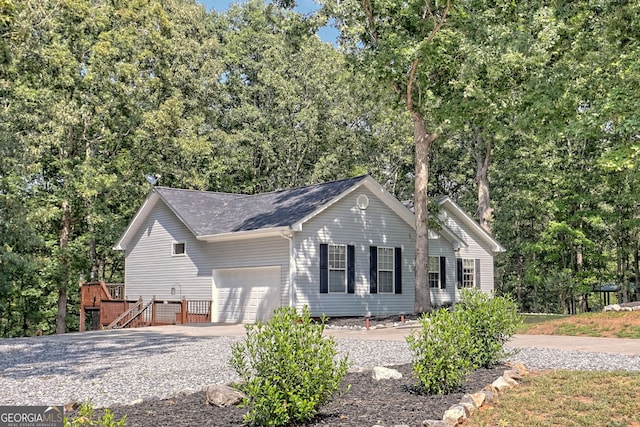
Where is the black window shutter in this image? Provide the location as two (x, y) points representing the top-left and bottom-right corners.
(475, 259), (481, 289)
(369, 246), (378, 294)
(440, 256), (446, 289)
(347, 245), (355, 294)
(394, 247), (402, 294)
(456, 258), (463, 289)
(319, 244), (328, 294)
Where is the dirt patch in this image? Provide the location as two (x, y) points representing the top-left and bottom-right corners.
(523, 311), (640, 338)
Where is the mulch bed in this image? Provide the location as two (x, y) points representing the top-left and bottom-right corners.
(85, 363), (506, 426)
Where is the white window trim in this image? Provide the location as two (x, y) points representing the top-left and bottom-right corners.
(462, 258), (475, 288)
(377, 246), (395, 294)
(172, 241), (186, 257)
(328, 244), (347, 293)
(428, 256), (441, 289)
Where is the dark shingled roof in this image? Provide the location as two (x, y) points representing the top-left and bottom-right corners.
(154, 175), (368, 236)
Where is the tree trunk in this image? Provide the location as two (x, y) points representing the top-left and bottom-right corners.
(413, 111), (436, 314)
(475, 135), (493, 233)
(56, 199), (71, 334)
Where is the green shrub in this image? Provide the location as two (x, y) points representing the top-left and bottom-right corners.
(457, 288), (523, 368)
(406, 308), (477, 394)
(64, 400), (126, 427)
(229, 306), (349, 426)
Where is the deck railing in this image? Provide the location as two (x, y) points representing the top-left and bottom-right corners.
(105, 283), (125, 300)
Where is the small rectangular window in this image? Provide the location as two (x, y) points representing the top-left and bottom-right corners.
(329, 244), (346, 293)
(377, 247), (394, 293)
(172, 242), (186, 256)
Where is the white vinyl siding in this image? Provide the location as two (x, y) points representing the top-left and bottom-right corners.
(438, 208), (497, 300)
(124, 201), (290, 312)
(293, 187), (415, 317)
(377, 247), (394, 294)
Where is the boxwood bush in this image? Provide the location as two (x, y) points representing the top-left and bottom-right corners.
(407, 289), (522, 394)
(229, 306), (349, 426)
(457, 288), (522, 368)
(406, 308), (477, 394)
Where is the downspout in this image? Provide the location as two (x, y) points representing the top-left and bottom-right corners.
(280, 229), (296, 309)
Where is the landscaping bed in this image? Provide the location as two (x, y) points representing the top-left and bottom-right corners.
(84, 363), (506, 426)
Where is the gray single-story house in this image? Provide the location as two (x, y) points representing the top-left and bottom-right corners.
(114, 175), (504, 323)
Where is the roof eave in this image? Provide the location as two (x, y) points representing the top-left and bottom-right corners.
(438, 197), (506, 253)
(197, 227), (291, 242)
(113, 191), (160, 251)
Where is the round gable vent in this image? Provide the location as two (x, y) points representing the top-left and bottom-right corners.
(356, 194), (369, 210)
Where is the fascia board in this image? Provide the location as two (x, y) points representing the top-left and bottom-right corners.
(197, 227), (289, 242)
(113, 192), (160, 251)
(438, 197), (506, 253)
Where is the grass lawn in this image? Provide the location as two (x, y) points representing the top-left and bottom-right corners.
(466, 370), (640, 427)
(517, 311), (640, 338)
(468, 311), (640, 427)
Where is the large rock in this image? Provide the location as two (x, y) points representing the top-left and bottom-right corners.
(372, 366), (403, 381)
(492, 376), (516, 392)
(442, 404), (469, 425)
(460, 392), (486, 409)
(205, 384), (245, 407)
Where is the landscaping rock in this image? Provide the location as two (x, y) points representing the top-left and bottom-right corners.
(442, 404), (469, 425)
(204, 384), (244, 407)
(372, 366), (403, 381)
(491, 376), (516, 392)
(503, 369), (523, 381)
(461, 392), (486, 409)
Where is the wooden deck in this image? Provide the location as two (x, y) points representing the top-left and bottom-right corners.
(80, 282), (212, 331)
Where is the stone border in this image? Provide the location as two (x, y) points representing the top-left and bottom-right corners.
(421, 361), (529, 427)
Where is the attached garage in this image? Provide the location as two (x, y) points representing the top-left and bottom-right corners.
(212, 266), (282, 323)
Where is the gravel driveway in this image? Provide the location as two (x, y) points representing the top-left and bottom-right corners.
(1, 327), (639, 408)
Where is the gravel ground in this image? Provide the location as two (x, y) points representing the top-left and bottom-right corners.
(1, 332), (639, 408)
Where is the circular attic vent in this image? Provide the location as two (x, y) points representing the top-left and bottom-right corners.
(356, 194), (369, 210)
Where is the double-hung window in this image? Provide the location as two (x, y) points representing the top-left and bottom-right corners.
(462, 258), (475, 287)
(328, 244), (347, 293)
(377, 247), (395, 293)
(456, 258), (480, 288)
(429, 257), (440, 288)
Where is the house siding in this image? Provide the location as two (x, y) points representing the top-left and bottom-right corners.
(439, 210), (496, 301)
(124, 201), (212, 301)
(293, 187), (415, 317)
(427, 236), (459, 307)
(124, 200), (290, 312)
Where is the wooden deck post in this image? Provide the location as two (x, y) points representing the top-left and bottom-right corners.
(79, 308), (85, 332)
(181, 297), (188, 324)
(151, 297), (157, 326)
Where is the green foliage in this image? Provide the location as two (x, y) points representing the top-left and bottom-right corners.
(457, 288), (522, 368)
(64, 400), (126, 427)
(229, 306), (349, 426)
(406, 308), (476, 395)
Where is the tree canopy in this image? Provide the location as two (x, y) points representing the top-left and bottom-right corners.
(0, 0), (638, 336)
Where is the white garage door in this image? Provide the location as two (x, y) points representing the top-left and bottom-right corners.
(212, 266), (282, 323)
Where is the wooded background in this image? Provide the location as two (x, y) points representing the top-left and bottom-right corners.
(1, 0), (638, 336)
